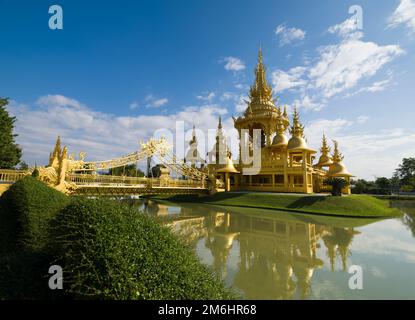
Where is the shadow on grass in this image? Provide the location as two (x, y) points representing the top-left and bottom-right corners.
(286, 196), (326, 209)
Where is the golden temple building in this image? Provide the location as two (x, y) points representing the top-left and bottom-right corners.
(207, 48), (353, 194)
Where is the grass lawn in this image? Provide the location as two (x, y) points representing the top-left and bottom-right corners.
(152, 192), (402, 218)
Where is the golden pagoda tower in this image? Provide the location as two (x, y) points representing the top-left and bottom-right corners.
(234, 47), (280, 148)
(271, 107), (288, 148)
(315, 133), (333, 168)
(327, 140), (353, 194)
(212, 47), (354, 195)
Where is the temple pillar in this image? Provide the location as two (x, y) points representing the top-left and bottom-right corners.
(225, 172), (230, 192)
(284, 151), (289, 189)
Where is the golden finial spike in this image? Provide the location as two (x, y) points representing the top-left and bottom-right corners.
(249, 46), (273, 104)
(258, 44), (263, 64)
(289, 106), (305, 137)
(331, 140), (344, 162)
(218, 115), (222, 129)
(321, 133), (330, 155)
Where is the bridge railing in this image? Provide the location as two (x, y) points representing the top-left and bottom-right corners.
(0, 169), (29, 184)
(67, 173), (149, 186)
(67, 173), (205, 189)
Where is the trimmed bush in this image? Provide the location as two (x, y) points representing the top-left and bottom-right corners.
(51, 198), (233, 300)
(0, 177), (232, 300)
(0, 177), (69, 299)
(0, 176), (69, 254)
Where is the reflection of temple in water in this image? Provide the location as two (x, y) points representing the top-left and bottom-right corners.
(139, 200), (358, 299)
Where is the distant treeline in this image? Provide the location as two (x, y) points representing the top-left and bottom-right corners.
(352, 157), (415, 195)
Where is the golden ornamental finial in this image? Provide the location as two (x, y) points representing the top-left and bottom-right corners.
(248, 47), (273, 104)
(218, 115), (222, 129)
(320, 133), (330, 155)
(331, 140), (344, 162)
(289, 106), (305, 137)
(258, 44), (263, 65)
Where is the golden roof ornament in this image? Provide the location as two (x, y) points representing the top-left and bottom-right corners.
(327, 140), (353, 177)
(321, 134), (330, 155)
(289, 107), (305, 137)
(216, 149), (240, 173)
(315, 133), (333, 168)
(287, 107), (315, 152)
(248, 47), (274, 105)
(331, 140), (344, 163)
(272, 107), (288, 147)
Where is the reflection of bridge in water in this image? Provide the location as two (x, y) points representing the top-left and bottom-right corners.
(138, 200), (363, 300)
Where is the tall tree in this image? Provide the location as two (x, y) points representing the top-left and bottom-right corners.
(395, 157), (415, 186)
(0, 98), (22, 169)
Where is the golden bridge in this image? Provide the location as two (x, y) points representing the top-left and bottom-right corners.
(0, 137), (211, 196)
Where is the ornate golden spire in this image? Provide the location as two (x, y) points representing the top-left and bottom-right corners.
(320, 133), (330, 156)
(53, 136), (62, 157)
(218, 115), (222, 129)
(248, 46), (273, 104)
(276, 107), (285, 135)
(289, 107), (304, 137)
(331, 140), (344, 163)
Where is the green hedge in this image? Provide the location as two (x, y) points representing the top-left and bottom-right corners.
(0, 177), (232, 300)
(0, 177), (69, 299)
(0, 176), (69, 254)
(51, 198), (233, 300)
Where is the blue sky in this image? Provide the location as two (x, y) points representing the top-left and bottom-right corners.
(1, 0), (415, 179)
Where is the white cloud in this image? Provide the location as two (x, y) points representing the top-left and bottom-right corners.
(7, 95), (231, 167)
(328, 16), (363, 39)
(271, 17), (404, 110)
(309, 40), (403, 99)
(388, 0), (415, 34)
(37, 94), (85, 110)
(234, 95), (248, 113)
(304, 117), (415, 179)
(271, 67), (307, 93)
(275, 23), (306, 46)
(357, 115), (369, 124)
(222, 57), (246, 72)
(346, 79), (392, 97)
(129, 101), (139, 110)
(145, 94), (169, 108)
(196, 92), (216, 102)
(293, 95), (324, 111)
(220, 92), (235, 101)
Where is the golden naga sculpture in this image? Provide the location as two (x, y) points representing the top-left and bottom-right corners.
(34, 136), (208, 194)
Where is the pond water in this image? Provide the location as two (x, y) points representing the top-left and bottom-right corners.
(131, 199), (415, 300)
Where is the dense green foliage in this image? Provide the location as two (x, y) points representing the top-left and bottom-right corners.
(0, 177), (232, 300)
(323, 177), (348, 196)
(0, 177), (69, 299)
(0, 98), (22, 169)
(0, 176), (69, 254)
(156, 193), (402, 218)
(51, 198), (233, 299)
(108, 164), (145, 177)
(395, 158), (415, 187)
(352, 158), (415, 194)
